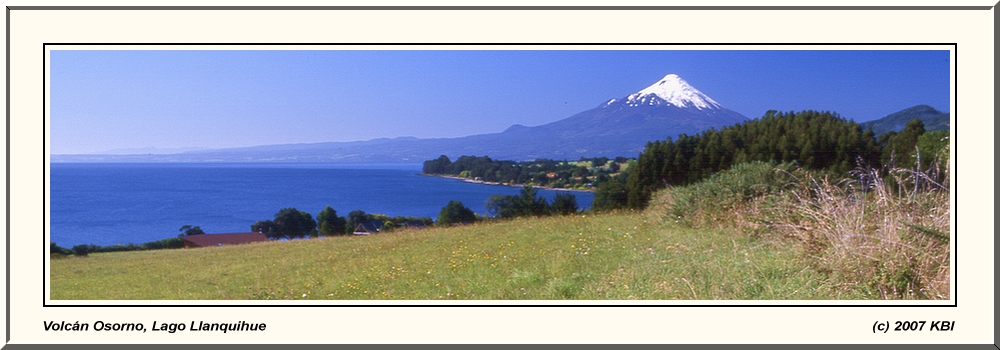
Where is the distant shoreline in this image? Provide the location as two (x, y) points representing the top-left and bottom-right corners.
(420, 173), (595, 193)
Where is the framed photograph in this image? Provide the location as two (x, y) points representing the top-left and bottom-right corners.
(7, 3), (994, 346)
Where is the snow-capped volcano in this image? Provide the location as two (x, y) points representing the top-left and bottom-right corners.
(73, 73), (750, 162)
(624, 74), (723, 110)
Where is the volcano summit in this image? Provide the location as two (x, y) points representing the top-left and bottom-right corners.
(515, 73), (748, 158)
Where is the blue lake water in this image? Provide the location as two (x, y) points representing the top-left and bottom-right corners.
(49, 163), (594, 247)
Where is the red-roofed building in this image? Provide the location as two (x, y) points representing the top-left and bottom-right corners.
(180, 232), (268, 248)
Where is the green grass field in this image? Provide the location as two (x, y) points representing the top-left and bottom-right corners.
(51, 210), (857, 300)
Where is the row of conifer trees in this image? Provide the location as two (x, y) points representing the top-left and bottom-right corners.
(592, 110), (945, 210)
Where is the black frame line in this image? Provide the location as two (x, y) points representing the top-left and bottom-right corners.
(38, 43), (958, 308)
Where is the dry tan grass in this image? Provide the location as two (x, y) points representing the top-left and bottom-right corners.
(769, 166), (950, 299)
(647, 160), (951, 300)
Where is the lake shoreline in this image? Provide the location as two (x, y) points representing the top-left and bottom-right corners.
(420, 173), (595, 193)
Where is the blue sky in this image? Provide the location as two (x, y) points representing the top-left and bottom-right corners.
(50, 49), (951, 154)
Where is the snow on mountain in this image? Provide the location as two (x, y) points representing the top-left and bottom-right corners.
(623, 74), (723, 110)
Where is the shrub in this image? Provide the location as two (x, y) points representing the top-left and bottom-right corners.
(50, 242), (72, 255)
(437, 201), (477, 226)
(179, 225), (205, 237)
(592, 181), (628, 212)
(485, 186), (550, 219)
(140, 238), (184, 250)
(550, 192), (579, 216)
(648, 161), (801, 228)
(317, 206), (348, 236)
(71, 244), (90, 256)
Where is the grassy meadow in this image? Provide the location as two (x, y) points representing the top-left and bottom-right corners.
(52, 212), (831, 300)
(50, 162), (949, 300)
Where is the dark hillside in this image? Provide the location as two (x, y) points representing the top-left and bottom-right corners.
(859, 105), (950, 136)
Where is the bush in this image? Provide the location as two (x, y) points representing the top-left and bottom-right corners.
(71, 244), (91, 256)
(485, 186), (550, 219)
(317, 206), (348, 236)
(140, 238), (184, 250)
(52, 237), (185, 257)
(550, 192), (579, 216)
(591, 181), (628, 212)
(50, 242), (72, 255)
(97, 243), (141, 253)
(649, 161), (801, 227)
(437, 201), (477, 226)
(179, 225), (205, 237)
(368, 214), (434, 232)
(271, 208), (318, 239)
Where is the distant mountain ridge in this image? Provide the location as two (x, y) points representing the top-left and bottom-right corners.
(859, 105), (950, 136)
(53, 74), (750, 163)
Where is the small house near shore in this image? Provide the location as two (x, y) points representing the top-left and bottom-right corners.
(180, 232), (268, 248)
(352, 220), (384, 235)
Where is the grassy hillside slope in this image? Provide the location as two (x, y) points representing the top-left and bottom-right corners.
(51, 211), (842, 300)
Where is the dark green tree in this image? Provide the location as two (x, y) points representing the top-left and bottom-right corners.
(609, 161), (621, 172)
(71, 244), (90, 256)
(881, 118), (926, 168)
(50, 242), (72, 255)
(422, 155), (453, 174)
(270, 208), (317, 239)
(437, 200), (477, 226)
(251, 220), (277, 236)
(590, 157), (609, 167)
(592, 180), (628, 211)
(316, 206), (348, 236)
(178, 225), (205, 237)
(516, 185), (549, 217)
(916, 130), (950, 169)
(487, 186), (552, 218)
(485, 194), (518, 219)
(550, 192), (579, 215)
